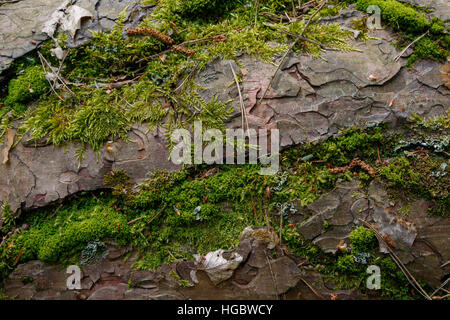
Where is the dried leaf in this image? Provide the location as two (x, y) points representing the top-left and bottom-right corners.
(62, 5), (94, 39)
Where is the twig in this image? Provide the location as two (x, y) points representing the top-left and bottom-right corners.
(265, 251), (280, 300)
(168, 249), (181, 262)
(53, 49), (69, 90)
(37, 52), (63, 100)
(394, 31), (428, 62)
(38, 52), (76, 97)
(229, 61), (249, 133)
(431, 277), (450, 297)
(127, 204), (167, 225)
(259, 0), (327, 104)
(279, 212), (283, 253)
(299, 277), (324, 299)
(254, 0), (260, 28)
(136, 32), (236, 64)
(263, 22), (334, 49)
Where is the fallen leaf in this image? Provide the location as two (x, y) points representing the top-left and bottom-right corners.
(61, 5), (94, 39)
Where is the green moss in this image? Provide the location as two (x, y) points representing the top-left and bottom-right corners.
(312, 126), (387, 166)
(177, 0), (237, 18)
(336, 254), (359, 273)
(0, 199), (15, 234)
(4, 65), (49, 109)
(381, 156), (449, 216)
(0, 194), (132, 279)
(0, 125), (436, 300)
(0, 289), (13, 300)
(349, 226), (377, 254)
(353, 0), (448, 65)
(356, 0), (431, 34)
(410, 110), (450, 131)
(407, 37), (449, 66)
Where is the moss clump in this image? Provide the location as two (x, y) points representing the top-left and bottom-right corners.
(4, 65), (49, 109)
(0, 195), (132, 279)
(407, 37), (449, 67)
(336, 254), (359, 273)
(381, 156), (449, 216)
(312, 127), (387, 166)
(177, 0), (236, 18)
(349, 226), (377, 254)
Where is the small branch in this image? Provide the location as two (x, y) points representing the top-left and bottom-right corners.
(229, 61), (249, 133)
(431, 277), (450, 297)
(394, 31), (428, 62)
(37, 52), (63, 100)
(263, 22), (334, 49)
(38, 52), (76, 97)
(127, 204), (167, 225)
(265, 251), (280, 300)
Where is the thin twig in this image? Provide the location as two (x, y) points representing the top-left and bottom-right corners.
(229, 61), (249, 133)
(299, 277), (324, 299)
(127, 204), (167, 225)
(265, 251), (280, 300)
(263, 22), (335, 49)
(53, 49), (69, 90)
(394, 31), (428, 62)
(431, 277), (450, 297)
(37, 52), (63, 100)
(38, 52), (76, 97)
(259, 0), (327, 104)
(279, 213), (283, 252)
(254, 0), (260, 27)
